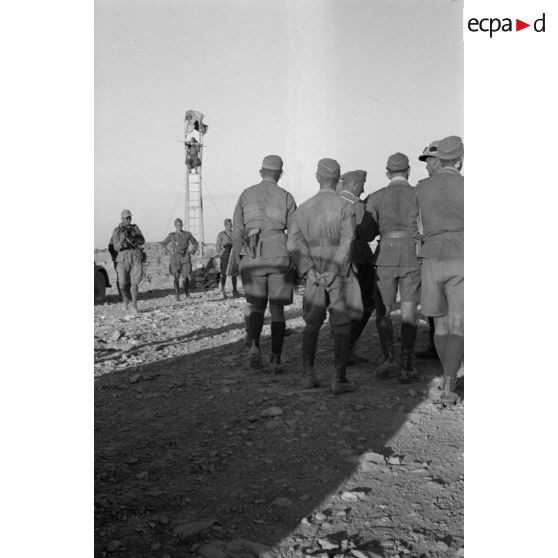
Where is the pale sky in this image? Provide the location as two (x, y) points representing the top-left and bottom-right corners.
(95, 0), (463, 248)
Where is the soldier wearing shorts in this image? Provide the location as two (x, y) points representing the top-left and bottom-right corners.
(110, 209), (145, 314)
(288, 158), (363, 395)
(366, 153), (421, 382)
(232, 155), (297, 373)
(160, 218), (198, 300)
(410, 136), (464, 404)
(415, 140), (442, 360)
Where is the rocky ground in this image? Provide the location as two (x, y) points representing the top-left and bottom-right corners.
(95, 286), (464, 558)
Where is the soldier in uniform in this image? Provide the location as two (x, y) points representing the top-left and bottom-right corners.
(366, 153), (421, 382)
(337, 170), (379, 364)
(216, 218), (240, 298)
(110, 209), (145, 314)
(288, 158), (363, 395)
(232, 155), (297, 373)
(410, 136), (464, 404)
(159, 218), (199, 300)
(415, 140), (442, 360)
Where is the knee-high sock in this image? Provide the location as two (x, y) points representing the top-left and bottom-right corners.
(220, 274), (226, 288)
(302, 327), (319, 367)
(434, 334), (448, 369)
(249, 311), (264, 348)
(443, 334), (464, 383)
(401, 322), (418, 369)
(376, 314), (393, 359)
(183, 277), (190, 295)
(232, 276), (238, 291)
(271, 321), (286, 357)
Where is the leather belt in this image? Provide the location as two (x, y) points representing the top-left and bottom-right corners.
(381, 231), (410, 239)
(307, 238), (340, 248)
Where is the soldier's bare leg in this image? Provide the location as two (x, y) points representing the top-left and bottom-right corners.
(130, 284), (139, 314)
(399, 301), (418, 383)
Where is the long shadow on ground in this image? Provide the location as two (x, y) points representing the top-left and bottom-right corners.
(95, 320), (447, 557)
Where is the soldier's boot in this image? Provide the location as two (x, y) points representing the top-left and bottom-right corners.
(130, 285), (139, 314)
(375, 318), (397, 378)
(331, 334), (357, 395)
(244, 316), (251, 347)
(249, 342), (264, 370)
(269, 322), (286, 374)
(301, 328), (320, 389)
(440, 375), (461, 406)
(248, 311), (264, 370)
(173, 277), (180, 301)
(270, 353), (282, 374)
(183, 278), (191, 299)
(231, 277), (241, 298)
(331, 367), (357, 395)
(399, 323), (418, 383)
(220, 278), (228, 299)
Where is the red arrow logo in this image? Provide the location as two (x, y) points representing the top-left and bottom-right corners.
(516, 19), (530, 31)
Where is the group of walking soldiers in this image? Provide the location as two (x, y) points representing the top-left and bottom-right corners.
(233, 136), (464, 405)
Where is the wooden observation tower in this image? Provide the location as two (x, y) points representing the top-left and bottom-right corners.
(183, 110), (207, 261)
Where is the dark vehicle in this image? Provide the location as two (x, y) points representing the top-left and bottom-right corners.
(94, 263), (111, 304)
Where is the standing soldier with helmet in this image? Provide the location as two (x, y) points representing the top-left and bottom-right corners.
(337, 170), (379, 364)
(410, 136), (464, 405)
(415, 140), (442, 360)
(366, 153), (421, 382)
(288, 158), (363, 395)
(233, 155), (297, 373)
(111, 209), (145, 314)
(159, 218), (199, 300)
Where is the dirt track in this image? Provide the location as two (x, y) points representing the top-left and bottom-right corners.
(95, 289), (463, 558)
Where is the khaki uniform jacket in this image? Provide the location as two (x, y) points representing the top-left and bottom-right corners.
(410, 167), (464, 260)
(111, 223), (145, 264)
(232, 178), (297, 267)
(160, 230), (198, 264)
(216, 230), (234, 253)
(287, 189), (356, 277)
(366, 179), (419, 267)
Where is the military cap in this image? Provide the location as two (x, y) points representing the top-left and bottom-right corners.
(261, 154), (283, 170)
(340, 170), (367, 183)
(436, 136), (464, 160)
(121, 209), (132, 217)
(317, 158), (340, 178)
(386, 152), (409, 171)
(418, 140), (440, 162)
